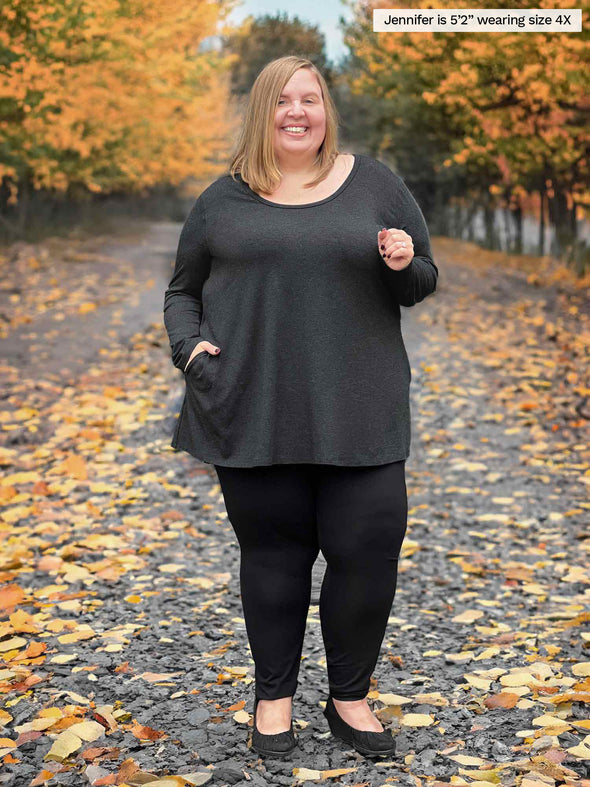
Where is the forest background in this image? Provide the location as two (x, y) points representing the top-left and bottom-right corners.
(1, 0), (589, 272)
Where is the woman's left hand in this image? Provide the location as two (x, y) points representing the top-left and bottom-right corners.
(378, 227), (414, 271)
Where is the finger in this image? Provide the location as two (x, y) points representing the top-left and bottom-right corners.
(385, 245), (414, 264)
(384, 239), (411, 256)
(386, 250), (411, 264)
(387, 228), (407, 240)
(202, 341), (221, 354)
(379, 227), (404, 239)
(378, 227), (402, 250)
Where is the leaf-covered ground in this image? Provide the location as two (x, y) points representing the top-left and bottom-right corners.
(1, 227), (589, 787)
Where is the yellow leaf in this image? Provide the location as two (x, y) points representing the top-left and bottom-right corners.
(499, 672), (540, 687)
(514, 728), (536, 738)
(452, 610), (484, 623)
(566, 743), (590, 759)
(572, 662), (590, 677)
(463, 674), (492, 691)
(63, 565), (93, 583)
(457, 767), (501, 782)
(192, 577), (215, 589)
(448, 754), (490, 766)
(0, 637), (27, 652)
(475, 513), (511, 523)
(140, 672), (183, 683)
(65, 721), (105, 741)
(474, 646), (500, 660)
(179, 775), (214, 786)
(17, 718), (58, 733)
(401, 713), (435, 727)
(44, 730), (83, 762)
(377, 693), (413, 705)
(58, 625), (95, 644)
(321, 769), (357, 778)
(293, 767), (322, 780)
(57, 453), (87, 480)
(445, 651), (475, 662)
(413, 692), (449, 707)
(532, 714), (570, 728)
(527, 662), (554, 679)
(9, 609), (38, 632)
(50, 654), (77, 664)
(521, 583), (546, 596)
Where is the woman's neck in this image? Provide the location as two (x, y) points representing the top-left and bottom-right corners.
(275, 153), (318, 178)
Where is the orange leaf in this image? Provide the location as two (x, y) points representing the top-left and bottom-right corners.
(57, 454), (88, 480)
(130, 724), (165, 741)
(25, 641), (47, 658)
(0, 585), (25, 611)
(484, 692), (520, 709)
(550, 692), (590, 705)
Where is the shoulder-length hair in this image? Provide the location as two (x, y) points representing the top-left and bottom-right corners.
(228, 56), (341, 195)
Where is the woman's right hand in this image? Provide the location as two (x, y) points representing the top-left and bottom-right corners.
(185, 340), (221, 371)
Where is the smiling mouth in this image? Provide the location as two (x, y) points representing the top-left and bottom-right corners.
(281, 127), (309, 135)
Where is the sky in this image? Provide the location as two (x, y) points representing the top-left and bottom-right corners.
(225, 0), (355, 67)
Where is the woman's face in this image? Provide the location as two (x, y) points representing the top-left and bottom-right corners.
(272, 69), (326, 162)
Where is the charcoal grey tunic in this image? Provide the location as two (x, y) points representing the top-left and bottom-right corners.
(163, 153), (438, 467)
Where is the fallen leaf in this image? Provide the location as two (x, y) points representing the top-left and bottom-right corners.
(401, 713), (435, 727)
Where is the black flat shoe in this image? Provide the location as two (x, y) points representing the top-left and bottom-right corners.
(323, 694), (396, 758)
(251, 695), (297, 758)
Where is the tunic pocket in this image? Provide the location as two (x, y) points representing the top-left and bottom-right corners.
(184, 350), (216, 391)
(182, 349), (228, 455)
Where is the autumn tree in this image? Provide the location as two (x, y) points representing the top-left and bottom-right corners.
(0, 0), (238, 222)
(341, 0), (590, 265)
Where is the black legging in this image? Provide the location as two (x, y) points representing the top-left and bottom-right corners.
(213, 460), (408, 701)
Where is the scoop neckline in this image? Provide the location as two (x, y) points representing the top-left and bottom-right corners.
(237, 153), (361, 209)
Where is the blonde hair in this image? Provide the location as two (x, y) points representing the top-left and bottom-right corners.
(228, 56), (341, 195)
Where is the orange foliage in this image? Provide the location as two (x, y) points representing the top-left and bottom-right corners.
(0, 0), (240, 204)
(344, 0), (589, 214)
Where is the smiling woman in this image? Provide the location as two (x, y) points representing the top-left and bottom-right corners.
(270, 70), (327, 182)
(162, 54), (438, 759)
(277, 86), (321, 139)
(253, 68), (352, 204)
(226, 58), (343, 198)
(275, 80), (326, 143)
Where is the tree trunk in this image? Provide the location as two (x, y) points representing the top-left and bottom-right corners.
(538, 176), (546, 257)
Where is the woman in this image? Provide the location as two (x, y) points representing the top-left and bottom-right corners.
(163, 55), (438, 759)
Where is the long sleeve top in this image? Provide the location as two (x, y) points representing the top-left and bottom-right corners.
(163, 153), (438, 467)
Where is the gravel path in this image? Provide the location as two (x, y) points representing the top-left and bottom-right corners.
(1, 223), (589, 787)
